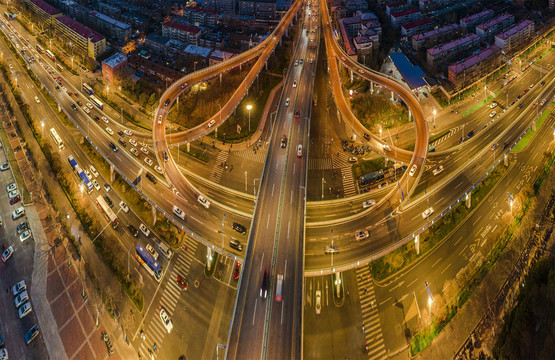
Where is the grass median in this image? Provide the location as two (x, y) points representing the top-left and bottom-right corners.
(511, 108), (551, 152)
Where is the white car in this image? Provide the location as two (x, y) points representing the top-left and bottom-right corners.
(173, 205), (185, 220)
(140, 223), (150, 237)
(146, 244), (159, 260)
(12, 280), (26, 296)
(315, 290), (321, 314)
(422, 207), (434, 219)
(490, 102), (497, 109)
(293, 81), (297, 88)
(355, 230), (369, 241)
(160, 308), (173, 333)
(119, 201), (129, 213)
(285, 98), (290, 107)
(34, 96), (40, 103)
(0, 163), (9, 171)
(83, 107), (90, 114)
(102, 116), (109, 123)
(158, 115), (162, 125)
(140, 147), (149, 155)
(18, 301), (32, 318)
(9, 64), (13, 69)
(20, 229), (32, 242)
(124, 129), (133, 136)
(432, 165), (444, 176)
(129, 139), (137, 147)
(8, 189), (18, 198)
(208, 120), (216, 128)
(382, 144), (391, 152)
(409, 164), (417, 176)
(105, 127), (113, 135)
(144, 157), (153, 166)
(489, 111), (496, 118)
(92, 180), (100, 191)
(362, 199), (376, 208)
(84, 169), (92, 178)
(87, 103), (93, 109)
(6, 183), (16, 193)
(1, 246), (14, 262)
(154, 165), (163, 174)
(297, 144), (303, 157)
(130, 148), (139, 156)
(89, 165), (99, 177)
(197, 194), (210, 208)
(14, 290), (29, 307)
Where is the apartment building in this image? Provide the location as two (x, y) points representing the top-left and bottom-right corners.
(494, 19), (534, 54)
(102, 53), (127, 84)
(238, 0), (278, 20)
(162, 21), (202, 45)
(89, 11), (131, 43)
(427, 33), (480, 71)
(401, 18), (433, 36)
(54, 15), (106, 59)
(203, 0), (236, 14)
(476, 13), (515, 43)
(128, 54), (183, 82)
(448, 45), (501, 87)
(390, 8), (421, 29)
(412, 24), (460, 51)
(386, 2), (408, 16)
(21, 0), (61, 27)
(182, 6), (218, 27)
(459, 9), (494, 32)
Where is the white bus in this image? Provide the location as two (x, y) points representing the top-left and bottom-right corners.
(89, 95), (104, 110)
(95, 196), (118, 229)
(35, 44), (43, 54)
(45, 49), (55, 60)
(49, 128), (64, 149)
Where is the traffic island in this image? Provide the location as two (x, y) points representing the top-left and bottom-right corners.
(204, 247), (218, 278)
(331, 272), (345, 307)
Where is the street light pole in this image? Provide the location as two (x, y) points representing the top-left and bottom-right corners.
(244, 171), (247, 192)
(221, 213), (226, 249)
(246, 104), (252, 131)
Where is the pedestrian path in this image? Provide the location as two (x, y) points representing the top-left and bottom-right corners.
(234, 147), (267, 163)
(210, 151), (229, 183)
(138, 237), (198, 358)
(356, 266), (386, 360)
(308, 158), (333, 170)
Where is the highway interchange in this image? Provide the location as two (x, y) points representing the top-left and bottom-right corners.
(0, 0), (553, 358)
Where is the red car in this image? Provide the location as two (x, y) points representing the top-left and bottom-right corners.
(10, 195), (21, 205)
(233, 262), (241, 280)
(294, 110), (300, 118)
(176, 275), (188, 291)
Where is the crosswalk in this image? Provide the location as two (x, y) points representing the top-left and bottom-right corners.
(138, 237), (198, 358)
(234, 148), (267, 163)
(356, 266), (386, 360)
(210, 152), (229, 183)
(430, 124), (466, 148)
(333, 152), (357, 197)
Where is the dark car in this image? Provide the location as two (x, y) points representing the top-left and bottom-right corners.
(281, 135), (287, 148)
(77, 100), (82, 106)
(10, 195), (21, 205)
(118, 138), (126, 147)
(127, 224), (139, 237)
(103, 195), (113, 208)
(294, 110), (300, 118)
(363, 133), (371, 141)
(17, 222), (28, 233)
(146, 172), (157, 184)
(117, 130), (124, 137)
(232, 222), (247, 235)
(503, 141), (510, 149)
(230, 239), (243, 251)
(466, 131), (475, 138)
(71, 103), (77, 110)
(24, 325), (39, 345)
(260, 270), (269, 299)
(93, 115), (100, 121)
(109, 142), (118, 152)
(163, 150), (169, 162)
(176, 275), (188, 291)
(164, 99), (170, 107)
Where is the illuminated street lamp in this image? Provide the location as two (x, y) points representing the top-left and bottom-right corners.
(432, 108), (436, 128)
(80, 183), (84, 199)
(71, 56), (74, 70)
(106, 84), (110, 98)
(246, 104), (253, 131)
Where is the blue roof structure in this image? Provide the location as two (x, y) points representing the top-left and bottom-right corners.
(389, 52), (427, 90)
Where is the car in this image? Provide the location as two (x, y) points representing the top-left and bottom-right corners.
(315, 290), (321, 314)
(467, 131), (475, 138)
(146, 172), (157, 184)
(285, 98), (290, 107)
(422, 207), (434, 219)
(490, 143), (498, 151)
(109, 142), (118, 152)
(293, 81), (297, 88)
(101, 116), (109, 123)
(130, 148), (139, 156)
(129, 139), (137, 147)
(87, 103), (93, 109)
(0, 163), (9, 171)
(160, 308), (173, 333)
(197, 194), (210, 208)
(208, 119), (216, 128)
(233, 262), (241, 280)
(294, 110), (300, 118)
(146, 244), (159, 260)
(355, 230), (369, 241)
(518, 103), (523, 109)
(158, 115), (162, 125)
(119, 201), (129, 213)
(540, 81), (545, 86)
(432, 165), (444, 176)
(12, 207), (25, 220)
(260, 270), (269, 299)
(358, 69), (364, 74)
(325, 245), (339, 254)
(489, 111), (496, 118)
(140, 223), (150, 237)
(76, 100), (82, 106)
(140, 147), (149, 155)
(363, 133), (371, 141)
(15, 290), (29, 307)
(275, 274), (284, 302)
(117, 130), (124, 137)
(230, 239), (243, 251)
(8, 64), (13, 69)
(176, 275), (188, 291)
(12, 280), (26, 296)
(34, 96), (40, 103)
(297, 144), (303, 157)
(127, 224), (139, 237)
(84, 170), (92, 178)
(8, 190), (18, 198)
(295, 60), (298, 66)
(92, 180), (100, 191)
(490, 102), (497, 109)
(103, 195), (113, 208)
(103, 183), (111, 192)
(382, 144), (391, 152)
(18, 301), (32, 318)
(105, 127), (114, 135)
(163, 151), (169, 162)
(71, 103), (77, 110)
(362, 199), (376, 209)
(232, 222), (247, 235)
(409, 164), (417, 176)
(16, 222), (28, 234)
(540, 99), (546, 106)
(1, 246), (14, 262)
(503, 141), (510, 149)
(164, 99), (170, 107)
(24, 325), (39, 345)
(348, 156), (357, 163)
(144, 157), (153, 166)
(20, 230), (32, 242)
(299, 58), (303, 64)
(281, 135), (287, 148)
(173, 205), (185, 220)
(154, 165), (163, 174)
(531, 102), (537, 109)
(124, 129), (133, 136)
(10, 195), (21, 205)
(83, 107), (90, 114)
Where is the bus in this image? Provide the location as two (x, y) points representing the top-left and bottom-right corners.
(35, 44), (43, 54)
(67, 155), (93, 193)
(3, 12), (10, 20)
(45, 49), (55, 60)
(95, 195), (118, 229)
(56, 63), (63, 73)
(136, 243), (162, 282)
(49, 128), (64, 149)
(89, 95), (104, 110)
(359, 170), (384, 187)
(82, 83), (94, 95)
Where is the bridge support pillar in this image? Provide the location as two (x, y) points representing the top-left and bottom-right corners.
(415, 235), (420, 255)
(384, 158), (388, 167)
(285, 27), (288, 37)
(391, 91), (395, 102)
(110, 165), (115, 183)
(152, 205), (157, 226)
(40, 82), (44, 89)
(58, 104), (62, 113)
(350, 70), (353, 83)
(239, 63), (242, 72)
(465, 193), (471, 208)
(220, 73), (222, 87)
(504, 153), (508, 166)
(265, 61), (268, 71)
(532, 120), (536, 132)
(370, 81), (374, 94)
(187, 142), (190, 152)
(408, 109), (412, 122)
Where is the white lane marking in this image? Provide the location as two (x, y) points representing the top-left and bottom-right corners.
(252, 298), (258, 325)
(287, 221), (290, 239)
(271, 183), (275, 197)
(441, 264), (451, 274)
(267, 214), (270, 229)
(290, 190), (293, 204)
(293, 163), (296, 175)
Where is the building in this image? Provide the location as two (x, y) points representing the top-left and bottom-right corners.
(390, 8), (421, 29)
(209, 49), (235, 65)
(203, 0), (236, 14)
(345, 0), (368, 12)
(338, 17), (359, 56)
(390, 52), (428, 90)
(21, 0), (61, 27)
(448, 45), (501, 87)
(102, 53), (127, 84)
(386, 2), (408, 16)
(183, 44), (213, 59)
(54, 16), (106, 59)
(145, 33), (171, 54)
(476, 14), (515, 43)
(459, 9), (494, 32)
(182, 6), (218, 27)
(89, 11), (132, 43)
(412, 23), (460, 51)
(162, 21), (202, 45)
(494, 20), (534, 54)
(427, 33), (480, 71)
(401, 18), (433, 36)
(97, 2), (121, 18)
(238, 0), (278, 20)
(128, 55), (183, 82)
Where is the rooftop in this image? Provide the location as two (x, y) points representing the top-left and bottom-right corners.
(90, 11), (131, 30)
(184, 6), (218, 15)
(413, 23), (460, 41)
(386, 2), (407, 8)
(390, 52), (427, 89)
(103, 53), (128, 67)
(163, 21), (202, 34)
(56, 16), (105, 43)
(460, 9), (494, 24)
(401, 18), (432, 30)
(496, 20), (534, 40)
(390, 8), (420, 18)
(476, 13), (513, 31)
(29, 0), (61, 16)
(183, 44), (212, 58)
(427, 34), (479, 56)
(449, 45), (500, 74)
(338, 18), (356, 55)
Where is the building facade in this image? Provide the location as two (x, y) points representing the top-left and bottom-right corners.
(390, 8), (421, 29)
(401, 18), (433, 36)
(238, 0), (278, 20)
(102, 53), (127, 84)
(54, 15), (106, 59)
(448, 45), (501, 88)
(476, 13), (514, 43)
(21, 0), (61, 27)
(494, 19), (534, 54)
(89, 11), (132, 43)
(459, 9), (494, 32)
(412, 23), (460, 51)
(427, 33), (480, 71)
(162, 21), (202, 45)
